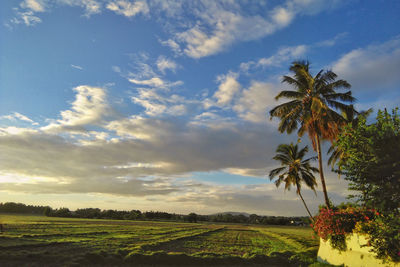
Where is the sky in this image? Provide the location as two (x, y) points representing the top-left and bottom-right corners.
(0, 0), (399, 216)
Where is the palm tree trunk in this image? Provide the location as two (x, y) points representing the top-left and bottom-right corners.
(298, 191), (314, 222)
(315, 133), (331, 208)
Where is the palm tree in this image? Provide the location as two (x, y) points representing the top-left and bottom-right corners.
(270, 61), (355, 208)
(269, 143), (318, 220)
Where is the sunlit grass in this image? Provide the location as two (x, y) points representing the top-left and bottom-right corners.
(0, 214), (322, 266)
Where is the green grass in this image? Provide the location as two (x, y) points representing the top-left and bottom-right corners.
(0, 214), (323, 266)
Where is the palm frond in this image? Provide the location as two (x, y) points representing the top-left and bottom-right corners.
(269, 167), (286, 179)
(273, 154), (291, 165)
(269, 100), (302, 118)
(327, 145), (342, 167)
(301, 156), (318, 164)
(275, 90), (305, 100)
(325, 91), (355, 103)
(297, 145), (309, 159)
(326, 99), (355, 113)
(281, 76), (303, 91)
(328, 79), (351, 90)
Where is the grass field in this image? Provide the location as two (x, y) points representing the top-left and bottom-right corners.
(0, 214), (325, 266)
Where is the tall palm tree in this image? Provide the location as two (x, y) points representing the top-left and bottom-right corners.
(270, 61), (355, 208)
(269, 143), (318, 220)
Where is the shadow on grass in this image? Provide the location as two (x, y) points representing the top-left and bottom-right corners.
(132, 252), (293, 265)
(77, 249), (318, 266)
(0, 246), (319, 266)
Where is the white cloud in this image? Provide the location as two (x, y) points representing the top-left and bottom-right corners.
(128, 75), (182, 89)
(58, 0), (102, 16)
(11, 11), (42, 26)
(132, 96), (167, 116)
(257, 45), (308, 67)
(160, 39), (182, 55)
(107, 115), (170, 140)
(106, 0), (149, 17)
(20, 0), (46, 12)
(271, 7), (294, 27)
(175, 11), (275, 58)
(118, 53), (188, 116)
(332, 36), (400, 92)
(129, 77), (165, 87)
(233, 81), (279, 123)
(130, 87), (193, 117)
(11, 0), (102, 26)
(205, 43), (307, 121)
(71, 64), (83, 70)
(223, 167), (269, 178)
(239, 34), (346, 73)
(191, 111), (236, 130)
(111, 66), (121, 73)
(213, 72), (241, 106)
(147, 0), (184, 17)
(125, 52), (175, 82)
(129, 61), (157, 79)
(156, 56), (178, 74)
(317, 32), (348, 47)
(194, 112), (219, 121)
(41, 85), (110, 132)
(162, 0), (344, 58)
(0, 126), (38, 136)
(0, 112), (38, 125)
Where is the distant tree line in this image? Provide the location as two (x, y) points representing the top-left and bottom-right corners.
(0, 202), (309, 226)
(0, 202), (51, 215)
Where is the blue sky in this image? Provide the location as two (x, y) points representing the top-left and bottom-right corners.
(0, 0), (399, 216)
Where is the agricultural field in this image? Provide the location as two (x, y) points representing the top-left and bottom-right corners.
(0, 214), (325, 266)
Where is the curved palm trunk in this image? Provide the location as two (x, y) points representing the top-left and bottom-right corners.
(315, 134), (331, 208)
(298, 191), (314, 222)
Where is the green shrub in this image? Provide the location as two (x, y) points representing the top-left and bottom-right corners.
(355, 213), (400, 263)
(335, 108), (400, 214)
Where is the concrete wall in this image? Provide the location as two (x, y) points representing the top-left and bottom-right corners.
(317, 233), (399, 267)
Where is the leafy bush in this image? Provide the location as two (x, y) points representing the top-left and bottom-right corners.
(354, 213), (400, 263)
(335, 108), (400, 214)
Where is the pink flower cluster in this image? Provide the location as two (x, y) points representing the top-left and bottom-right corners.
(311, 207), (377, 241)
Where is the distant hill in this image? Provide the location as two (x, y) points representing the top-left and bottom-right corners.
(210, 211), (251, 217)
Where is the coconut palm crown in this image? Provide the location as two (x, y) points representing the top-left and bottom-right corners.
(269, 143), (318, 220)
(270, 61), (355, 208)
